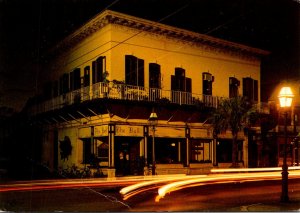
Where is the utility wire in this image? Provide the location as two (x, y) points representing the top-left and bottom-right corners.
(58, 3), (190, 70)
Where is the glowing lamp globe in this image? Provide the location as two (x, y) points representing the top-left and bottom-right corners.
(278, 87), (294, 108)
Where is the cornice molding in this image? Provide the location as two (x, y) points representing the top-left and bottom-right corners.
(48, 10), (270, 60)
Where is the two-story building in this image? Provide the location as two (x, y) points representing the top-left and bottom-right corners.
(27, 10), (269, 177)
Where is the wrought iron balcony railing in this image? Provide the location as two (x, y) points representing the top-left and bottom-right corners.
(28, 82), (221, 115)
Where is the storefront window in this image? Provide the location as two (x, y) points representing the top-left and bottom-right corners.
(155, 139), (180, 164)
(97, 140), (108, 163)
(190, 140), (211, 163)
(217, 140), (243, 163)
(82, 138), (92, 164)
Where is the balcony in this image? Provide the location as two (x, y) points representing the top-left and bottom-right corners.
(29, 82), (220, 116)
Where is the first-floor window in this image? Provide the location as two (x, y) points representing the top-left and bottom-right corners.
(82, 138), (108, 166)
(155, 139), (181, 164)
(96, 140), (109, 164)
(190, 140), (212, 163)
(82, 138), (92, 164)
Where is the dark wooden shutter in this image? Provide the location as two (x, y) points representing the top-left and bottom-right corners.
(92, 61), (96, 84)
(125, 55), (137, 85)
(174, 68), (186, 92)
(95, 57), (104, 83)
(137, 59), (144, 87)
(203, 73), (212, 95)
(74, 68), (81, 90)
(70, 71), (74, 91)
(186, 78), (192, 93)
(175, 67), (185, 77)
(149, 63), (161, 88)
(84, 66), (90, 87)
(59, 76), (63, 95)
(229, 77), (239, 98)
(243, 77), (253, 101)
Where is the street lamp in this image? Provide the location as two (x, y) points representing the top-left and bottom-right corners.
(148, 111), (158, 175)
(278, 86), (294, 202)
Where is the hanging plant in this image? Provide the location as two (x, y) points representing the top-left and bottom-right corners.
(103, 71), (110, 83)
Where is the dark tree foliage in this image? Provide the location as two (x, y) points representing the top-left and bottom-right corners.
(212, 96), (253, 167)
(59, 136), (72, 161)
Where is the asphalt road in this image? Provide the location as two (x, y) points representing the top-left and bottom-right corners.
(125, 178), (300, 211)
(1, 177), (300, 211)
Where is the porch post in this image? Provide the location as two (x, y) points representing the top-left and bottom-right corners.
(107, 124), (115, 178)
(91, 126), (95, 156)
(108, 124), (115, 167)
(243, 136), (249, 168)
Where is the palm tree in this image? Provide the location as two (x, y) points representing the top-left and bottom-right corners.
(212, 96), (253, 167)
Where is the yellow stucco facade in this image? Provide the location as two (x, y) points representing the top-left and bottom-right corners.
(36, 10), (269, 176)
(43, 10), (264, 100)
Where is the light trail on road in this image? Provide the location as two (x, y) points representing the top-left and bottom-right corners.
(118, 167), (300, 202)
(156, 169), (300, 201)
(211, 166), (300, 173)
(0, 174), (186, 193)
(120, 175), (207, 200)
(0, 176), (150, 192)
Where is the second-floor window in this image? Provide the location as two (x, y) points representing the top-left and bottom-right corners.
(202, 72), (213, 95)
(69, 68), (81, 91)
(92, 56), (106, 84)
(229, 77), (240, 98)
(125, 55), (144, 87)
(171, 67), (192, 92)
(243, 77), (258, 102)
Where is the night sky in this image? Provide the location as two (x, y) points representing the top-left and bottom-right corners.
(0, 0), (299, 111)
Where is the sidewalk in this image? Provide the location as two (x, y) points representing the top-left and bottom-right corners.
(228, 198), (300, 211)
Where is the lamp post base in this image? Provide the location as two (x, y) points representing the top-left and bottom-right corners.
(152, 162), (156, 175)
(281, 164), (289, 202)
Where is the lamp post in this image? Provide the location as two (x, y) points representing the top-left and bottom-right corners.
(278, 86), (294, 202)
(148, 111), (158, 175)
(292, 133), (300, 166)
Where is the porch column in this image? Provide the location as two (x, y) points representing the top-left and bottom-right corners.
(108, 124), (115, 167)
(185, 127), (190, 167)
(213, 138), (218, 166)
(107, 124), (116, 179)
(91, 126), (95, 155)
